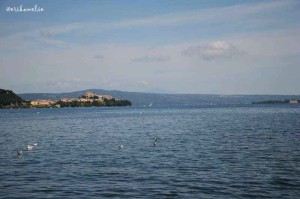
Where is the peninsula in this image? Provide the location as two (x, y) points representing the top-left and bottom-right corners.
(0, 89), (131, 109)
(251, 99), (299, 104)
(0, 89), (30, 108)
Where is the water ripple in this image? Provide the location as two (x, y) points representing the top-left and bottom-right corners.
(0, 106), (299, 198)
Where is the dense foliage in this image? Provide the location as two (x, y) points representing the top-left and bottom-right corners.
(0, 89), (28, 108)
(57, 100), (102, 107)
(251, 100), (290, 104)
(56, 98), (131, 108)
(103, 98), (131, 106)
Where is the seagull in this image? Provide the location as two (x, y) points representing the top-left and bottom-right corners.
(119, 145), (124, 150)
(17, 150), (23, 155)
(154, 138), (157, 146)
(27, 145), (34, 150)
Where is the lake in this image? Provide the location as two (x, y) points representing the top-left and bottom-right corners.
(0, 105), (299, 198)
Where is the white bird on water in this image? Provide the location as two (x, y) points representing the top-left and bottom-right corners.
(17, 150), (23, 155)
(119, 145), (124, 150)
(27, 145), (34, 150)
(154, 138), (157, 146)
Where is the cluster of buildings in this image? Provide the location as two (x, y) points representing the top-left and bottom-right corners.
(77, 91), (113, 102)
(30, 99), (56, 106)
(30, 92), (114, 107)
(289, 99), (299, 104)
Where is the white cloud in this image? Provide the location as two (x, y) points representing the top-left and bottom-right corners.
(0, 0), (297, 52)
(231, 27), (300, 57)
(0, 23), (84, 51)
(140, 81), (150, 86)
(93, 55), (104, 59)
(182, 41), (245, 60)
(37, 23), (84, 47)
(131, 55), (170, 62)
(39, 23), (84, 38)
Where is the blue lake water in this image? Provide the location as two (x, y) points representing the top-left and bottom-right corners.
(1, 105), (299, 198)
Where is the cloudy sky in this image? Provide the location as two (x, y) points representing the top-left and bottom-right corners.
(0, 0), (299, 94)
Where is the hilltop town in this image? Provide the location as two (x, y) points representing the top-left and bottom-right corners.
(30, 91), (131, 108)
(0, 89), (131, 109)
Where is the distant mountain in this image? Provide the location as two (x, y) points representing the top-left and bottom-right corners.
(18, 89), (300, 106)
(0, 89), (27, 108)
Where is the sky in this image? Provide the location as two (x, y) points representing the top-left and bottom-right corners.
(0, 0), (300, 94)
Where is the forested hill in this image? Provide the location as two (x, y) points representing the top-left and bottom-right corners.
(0, 89), (26, 107)
(18, 89), (300, 106)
